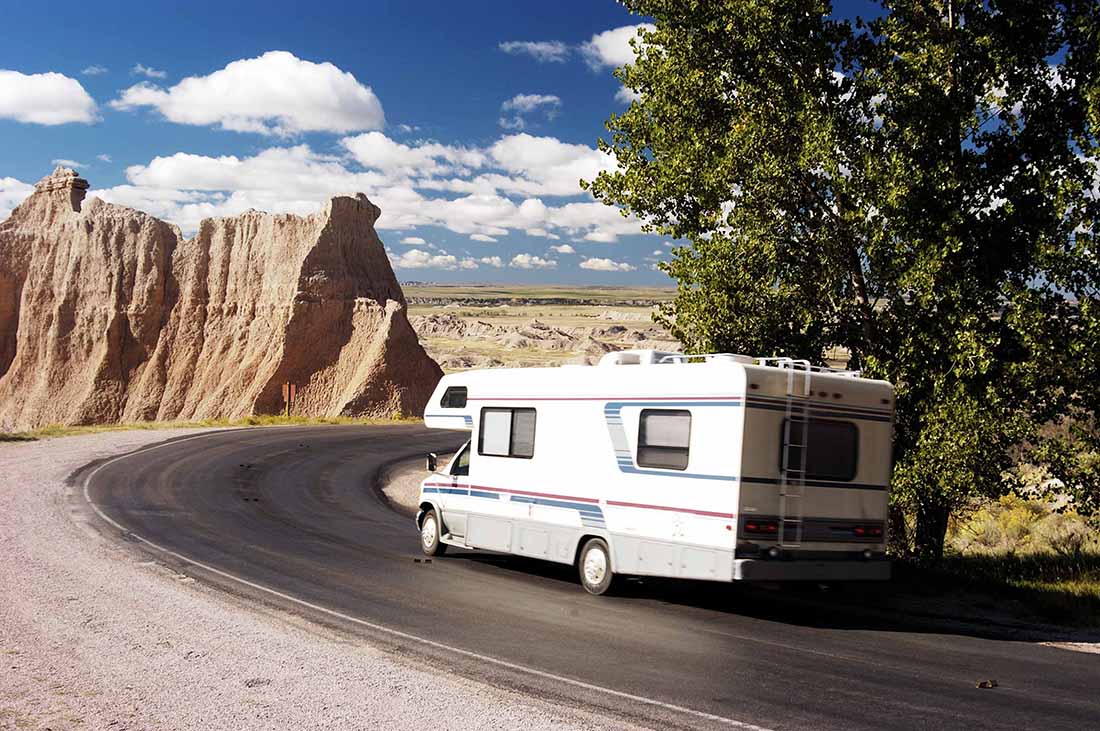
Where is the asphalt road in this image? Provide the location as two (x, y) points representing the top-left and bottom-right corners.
(81, 425), (1100, 730)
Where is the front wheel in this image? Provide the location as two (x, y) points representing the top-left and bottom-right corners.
(578, 537), (615, 595)
(420, 509), (447, 556)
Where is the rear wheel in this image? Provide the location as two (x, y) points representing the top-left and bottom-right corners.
(578, 537), (615, 595)
(420, 509), (446, 556)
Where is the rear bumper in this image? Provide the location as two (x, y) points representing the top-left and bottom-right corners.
(733, 558), (890, 581)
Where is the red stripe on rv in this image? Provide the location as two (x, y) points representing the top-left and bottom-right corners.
(467, 484), (600, 503)
(466, 395), (745, 402)
(425, 482), (728, 516)
(607, 500), (734, 518)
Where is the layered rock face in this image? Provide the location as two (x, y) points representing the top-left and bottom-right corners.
(0, 168), (442, 431)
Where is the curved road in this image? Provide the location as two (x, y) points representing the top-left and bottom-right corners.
(80, 425), (1099, 730)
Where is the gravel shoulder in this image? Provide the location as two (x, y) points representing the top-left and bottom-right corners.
(381, 451), (455, 516)
(0, 430), (642, 730)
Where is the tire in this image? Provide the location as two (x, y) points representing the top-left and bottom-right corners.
(578, 537), (615, 595)
(420, 509), (447, 556)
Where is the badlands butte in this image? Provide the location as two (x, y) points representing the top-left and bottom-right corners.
(0, 168), (675, 433)
(0, 168), (441, 432)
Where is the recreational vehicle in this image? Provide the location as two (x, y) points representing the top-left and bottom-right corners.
(416, 350), (894, 594)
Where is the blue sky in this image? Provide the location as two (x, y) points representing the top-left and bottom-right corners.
(0, 0), (876, 284)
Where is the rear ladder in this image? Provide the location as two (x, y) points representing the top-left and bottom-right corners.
(777, 359), (811, 547)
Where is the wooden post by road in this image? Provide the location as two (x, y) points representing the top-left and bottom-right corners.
(282, 382), (297, 417)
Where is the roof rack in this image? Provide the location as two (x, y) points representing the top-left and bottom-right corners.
(656, 353), (862, 377)
(755, 357), (861, 378)
(657, 353), (755, 365)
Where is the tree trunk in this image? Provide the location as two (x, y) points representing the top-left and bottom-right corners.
(887, 503), (909, 557)
(914, 498), (951, 563)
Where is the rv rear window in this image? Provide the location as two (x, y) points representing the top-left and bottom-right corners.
(780, 418), (858, 481)
(478, 407), (536, 459)
(440, 386), (467, 408)
(637, 409), (691, 470)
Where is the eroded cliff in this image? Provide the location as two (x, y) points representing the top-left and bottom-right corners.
(0, 168), (442, 431)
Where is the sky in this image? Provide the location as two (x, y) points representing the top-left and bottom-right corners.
(0, 0), (877, 284)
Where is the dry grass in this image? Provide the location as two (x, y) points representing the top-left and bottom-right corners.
(910, 552), (1100, 626)
(0, 414), (420, 443)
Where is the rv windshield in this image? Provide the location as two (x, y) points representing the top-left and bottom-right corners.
(451, 442), (471, 476)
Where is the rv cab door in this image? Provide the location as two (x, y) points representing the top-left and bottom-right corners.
(443, 441), (471, 539)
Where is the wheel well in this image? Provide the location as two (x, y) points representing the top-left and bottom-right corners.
(573, 534), (607, 567)
(417, 502), (437, 526)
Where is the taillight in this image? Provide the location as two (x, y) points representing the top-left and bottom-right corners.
(744, 520), (779, 535)
(852, 525), (883, 538)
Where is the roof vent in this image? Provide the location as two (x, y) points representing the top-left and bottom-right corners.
(597, 349), (680, 366)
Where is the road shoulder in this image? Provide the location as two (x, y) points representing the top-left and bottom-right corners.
(0, 430), (644, 731)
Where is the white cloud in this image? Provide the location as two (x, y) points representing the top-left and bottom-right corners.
(580, 257), (635, 272)
(0, 70), (98, 125)
(499, 93), (560, 131)
(511, 253), (557, 269)
(583, 229), (618, 243)
(550, 244), (576, 254)
(0, 177), (34, 220)
(651, 249), (663, 256)
(96, 153), (112, 163)
(400, 235), (426, 245)
(390, 248), (479, 270)
(615, 87), (642, 104)
(479, 256), (504, 268)
(132, 63), (167, 79)
(470, 233), (497, 242)
(481, 133), (615, 197)
(581, 24), (654, 70)
(342, 131), (485, 175)
(396, 123), (420, 133)
(87, 133), (646, 242)
(82, 65), (108, 76)
(342, 131), (617, 199)
(92, 145), (393, 233)
(110, 51), (384, 136)
(51, 158), (85, 168)
(498, 41), (570, 63)
(502, 94), (561, 114)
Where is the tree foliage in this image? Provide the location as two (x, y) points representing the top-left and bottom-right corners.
(587, 0), (1100, 559)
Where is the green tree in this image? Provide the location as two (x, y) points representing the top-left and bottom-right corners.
(586, 0), (1100, 560)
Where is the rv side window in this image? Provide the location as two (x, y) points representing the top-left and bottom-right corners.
(780, 418), (858, 481)
(440, 386), (467, 408)
(637, 409), (691, 470)
(478, 407), (536, 459)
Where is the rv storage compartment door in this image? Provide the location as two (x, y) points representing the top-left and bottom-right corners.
(467, 515), (512, 552)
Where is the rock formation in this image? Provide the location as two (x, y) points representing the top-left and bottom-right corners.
(0, 168), (442, 431)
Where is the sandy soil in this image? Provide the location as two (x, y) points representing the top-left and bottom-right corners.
(0, 430), (642, 730)
(382, 452), (457, 516)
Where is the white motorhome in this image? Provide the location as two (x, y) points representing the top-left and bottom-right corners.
(416, 350), (894, 594)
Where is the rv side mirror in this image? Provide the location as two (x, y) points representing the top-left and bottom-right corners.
(426, 453), (438, 472)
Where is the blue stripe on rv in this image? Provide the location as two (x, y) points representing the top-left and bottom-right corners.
(425, 487), (606, 528)
(604, 400), (743, 482)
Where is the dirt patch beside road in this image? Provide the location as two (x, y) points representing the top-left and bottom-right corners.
(380, 451), (456, 515)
